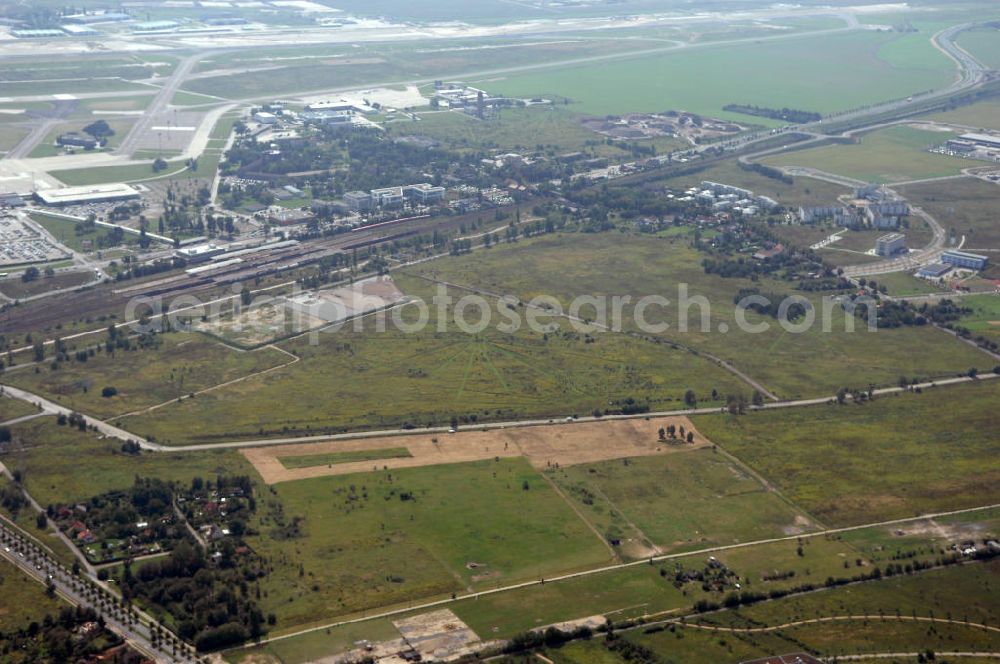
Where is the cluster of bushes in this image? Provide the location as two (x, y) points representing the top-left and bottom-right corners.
(121, 540), (270, 652)
(724, 104), (822, 124)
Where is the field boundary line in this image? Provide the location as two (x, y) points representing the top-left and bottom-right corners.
(242, 501), (1000, 649)
(110, 345), (299, 420)
(681, 613), (1000, 635)
(537, 471), (620, 562)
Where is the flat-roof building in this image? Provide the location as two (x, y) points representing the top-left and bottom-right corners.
(344, 190), (373, 211)
(371, 187), (405, 208)
(941, 250), (988, 270)
(34, 183), (140, 206)
(403, 183), (446, 204)
(875, 232), (906, 257)
(959, 133), (1000, 149)
(917, 262), (951, 279)
(56, 132), (99, 149)
(175, 243), (226, 263)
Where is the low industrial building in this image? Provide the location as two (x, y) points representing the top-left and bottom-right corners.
(34, 183), (140, 206)
(875, 232), (907, 257)
(917, 262), (951, 279)
(175, 243), (226, 264)
(941, 250), (988, 270)
(56, 132), (99, 149)
(959, 133), (1000, 150)
(12, 29), (65, 38)
(252, 111), (278, 125)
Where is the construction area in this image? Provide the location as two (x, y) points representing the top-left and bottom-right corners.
(241, 416), (711, 484)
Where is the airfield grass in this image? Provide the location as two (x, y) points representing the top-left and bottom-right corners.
(4, 333), (289, 420)
(693, 379), (1000, 527)
(76, 95), (154, 113)
(28, 119), (136, 158)
(0, 125), (31, 153)
(278, 447), (412, 470)
(0, 395), (40, 422)
(660, 160), (849, 209)
(405, 232), (991, 399)
(928, 97), (1000, 131)
(251, 457), (612, 627)
(49, 160), (190, 186)
(548, 448), (814, 555)
(761, 125), (971, 184)
(0, 417), (253, 508)
(117, 289), (746, 445)
(479, 31), (952, 120)
(0, 558), (65, 633)
(29, 212), (138, 252)
(898, 176), (1000, 249)
(0, 79), (153, 98)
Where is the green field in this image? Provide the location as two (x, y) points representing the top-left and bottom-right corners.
(252, 457), (611, 626)
(478, 31), (953, 119)
(28, 117), (136, 158)
(957, 294), (1000, 343)
(693, 379), (1000, 526)
(872, 270), (949, 297)
(404, 233), (991, 399)
(394, 106), (684, 158)
(1, 417), (253, 508)
(898, 176), (1000, 249)
(109, 278), (746, 444)
(762, 125), (971, 184)
(30, 212), (137, 253)
(928, 97), (1000, 131)
(5, 333), (289, 420)
(959, 28), (1000, 70)
(279, 447), (412, 469)
(0, 396), (39, 422)
(549, 449), (815, 556)
(0, 559), (64, 633)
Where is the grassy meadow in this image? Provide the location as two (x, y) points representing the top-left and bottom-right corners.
(762, 125), (971, 183)
(405, 232), (992, 399)
(5, 333), (289, 420)
(693, 379), (1000, 526)
(548, 448), (815, 555)
(478, 31), (952, 120)
(898, 176), (1000, 249)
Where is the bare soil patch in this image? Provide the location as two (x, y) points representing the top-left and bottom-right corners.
(243, 416), (711, 484)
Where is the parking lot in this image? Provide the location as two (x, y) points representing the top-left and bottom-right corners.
(0, 214), (69, 267)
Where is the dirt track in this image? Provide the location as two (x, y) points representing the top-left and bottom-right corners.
(242, 416), (709, 484)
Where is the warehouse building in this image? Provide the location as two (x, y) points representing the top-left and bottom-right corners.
(34, 183), (141, 206)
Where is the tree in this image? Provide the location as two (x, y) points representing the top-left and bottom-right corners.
(152, 157), (168, 173)
(22, 266), (40, 283)
(83, 119), (115, 140)
(752, 390), (764, 407)
(33, 340), (45, 363)
(657, 427), (666, 441)
(36, 513), (47, 529)
(686, 431), (694, 443)
(684, 389), (697, 408)
(240, 286), (252, 307)
(101, 386), (118, 398)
